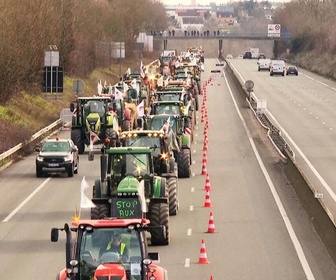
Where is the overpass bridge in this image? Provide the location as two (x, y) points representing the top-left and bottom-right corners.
(152, 32), (292, 58)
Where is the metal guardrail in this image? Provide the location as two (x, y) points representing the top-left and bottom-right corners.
(0, 60), (161, 165)
(0, 119), (62, 162)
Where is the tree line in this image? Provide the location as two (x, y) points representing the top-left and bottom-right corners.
(0, 0), (168, 103)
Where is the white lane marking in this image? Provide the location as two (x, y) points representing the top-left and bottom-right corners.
(190, 205), (194, 211)
(184, 258), (190, 268)
(224, 72), (315, 280)
(191, 187), (194, 192)
(2, 178), (51, 222)
(187, 228), (192, 236)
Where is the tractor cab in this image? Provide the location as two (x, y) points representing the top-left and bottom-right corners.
(51, 219), (167, 280)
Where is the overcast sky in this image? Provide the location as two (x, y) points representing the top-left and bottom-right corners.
(159, 0), (292, 5)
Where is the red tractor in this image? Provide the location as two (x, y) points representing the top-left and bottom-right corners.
(51, 218), (168, 280)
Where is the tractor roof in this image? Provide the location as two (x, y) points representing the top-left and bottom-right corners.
(75, 96), (111, 102)
(121, 130), (167, 138)
(105, 146), (153, 154)
(72, 218), (150, 228)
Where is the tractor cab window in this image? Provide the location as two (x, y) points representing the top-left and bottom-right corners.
(88, 101), (105, 117)
(151, 117), (176, 133)
(157, 104), (180, 115)
(126, 137), (161, 157)
(111, 154), (149, 177)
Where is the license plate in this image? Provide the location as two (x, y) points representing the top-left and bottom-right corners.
(48, 163), (59, 167)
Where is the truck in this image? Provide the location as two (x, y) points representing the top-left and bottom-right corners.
(249, 47), (260, 59)
(51, 218), (168, 280)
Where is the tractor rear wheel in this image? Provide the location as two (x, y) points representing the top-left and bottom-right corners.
(91, 204), (109, 219)
(176, 149), (191, 178)
(149, 202), (169, 246)
(71, 129), (85, 154)
(122, 119), (131, 132)
(167, 177), (178, 216)
(105, 128), (118, 148)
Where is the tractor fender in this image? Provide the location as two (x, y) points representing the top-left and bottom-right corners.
(149, 264), (168, 280)
(153, 176), (167, 198)
(161, 172), (177, 179)
(181, 133), (191, 148)
(149, 197), (168, 205)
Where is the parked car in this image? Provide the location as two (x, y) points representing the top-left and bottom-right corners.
(226, 54), (233, 59)
(286, 66), (299, 76)
(243, 51), (252, 59)
(35, 137), (79, 177)
(270, 60), (285, 76)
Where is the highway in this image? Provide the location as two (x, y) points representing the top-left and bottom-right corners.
(228, 58), (336, 226)
(0, 58), (335, 279)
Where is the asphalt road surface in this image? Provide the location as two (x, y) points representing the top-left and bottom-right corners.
(0, 58), (335, 279)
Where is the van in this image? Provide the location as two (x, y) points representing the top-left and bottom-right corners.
(270, 60), (285, 76)
(257, 59), (271, 71)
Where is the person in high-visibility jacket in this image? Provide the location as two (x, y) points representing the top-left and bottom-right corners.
(99, 232), (129, 262)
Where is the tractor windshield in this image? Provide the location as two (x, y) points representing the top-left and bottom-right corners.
(150, 116), (177, 133)
(112, 154), (149, 177)
(87, 101), (105, 116)
(157, 104), (180, 115)
(79, 227), (142, 280)
(126, 137), (161, 157)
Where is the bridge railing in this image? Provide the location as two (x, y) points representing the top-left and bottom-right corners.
(151, 31), (292, 39)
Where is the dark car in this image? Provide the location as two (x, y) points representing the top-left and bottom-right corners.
(243, 51), (252, 59)
(258, 53), (266, 59)
(35, 138), (79, 177)
(286, 66), (299, 76)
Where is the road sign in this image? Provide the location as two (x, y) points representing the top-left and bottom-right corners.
(73, 79), (84, 95)
(268, 24), (281, 37)
(245, 80), (254, 91)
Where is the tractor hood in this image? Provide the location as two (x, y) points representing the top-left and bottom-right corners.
(94, 263), (127, 279)
(118, 175), (139, 193)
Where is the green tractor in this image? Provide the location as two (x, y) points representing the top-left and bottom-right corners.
(70, 96), (119, 155)
(145, 114), (192, 178)
(120, 130), (179, 216)
(91, 146), (170, 246)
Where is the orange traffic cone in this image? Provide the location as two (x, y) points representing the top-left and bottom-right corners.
(205, 118), (209, 129)
(206, 212), (216, 233)
(201, 161), (208, 175)
(203, 141), (208, 152)
(197, 239), (210, 264)
(202, 150), (208, 164)
(204, 133), (209, 144)
(210, 276), (214, 280)
(203, 173), (211, 190)
(203, 190), (212, 207)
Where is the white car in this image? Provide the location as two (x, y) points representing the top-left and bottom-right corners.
(270, 60), (285, 76)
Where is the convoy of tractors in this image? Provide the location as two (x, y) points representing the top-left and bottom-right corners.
(53, 46), (205, 280)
